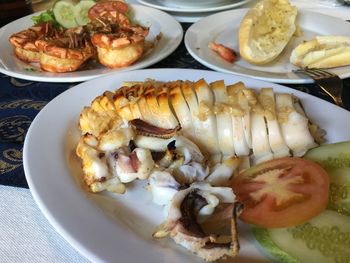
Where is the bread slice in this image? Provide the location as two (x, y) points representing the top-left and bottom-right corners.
(290, 36), (350, 68)
(239, 0), (297, 65)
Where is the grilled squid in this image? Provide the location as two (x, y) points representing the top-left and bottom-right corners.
(153, 183), (239, 262)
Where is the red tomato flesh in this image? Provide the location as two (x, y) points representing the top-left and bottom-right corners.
(231, 157), (329, 228)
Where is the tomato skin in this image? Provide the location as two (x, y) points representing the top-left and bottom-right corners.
(88, 1), (129, 20)
(231, 157), (329, 228)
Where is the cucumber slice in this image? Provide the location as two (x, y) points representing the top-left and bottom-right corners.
(74, 0), (96, 26)
(304, 141), (350, 169)
(53, 0), (78, 28)
(328, 167), (350, 216)
(254, 210), (350, 263)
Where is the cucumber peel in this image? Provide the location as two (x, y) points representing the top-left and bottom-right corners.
(304, 141), (350, 169)
(253, 227), (300, 263)
(254, 210), (350, 263)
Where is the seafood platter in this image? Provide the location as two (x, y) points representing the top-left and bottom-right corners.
(24, 67), (350, 263)
(21, 1), (350, 262)
(0, 0), (182, 82)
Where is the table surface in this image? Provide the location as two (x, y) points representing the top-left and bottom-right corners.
(1, 2), (350, 262)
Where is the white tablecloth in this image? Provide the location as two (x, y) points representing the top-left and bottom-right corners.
(0, 185), (88, 262)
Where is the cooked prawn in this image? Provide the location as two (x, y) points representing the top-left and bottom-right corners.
(35, 26), (95, 72)
(209, 42), (237, 63)
(9, 22), (61, 63)
(91, 24), (149, 68)
(88, 1), (130, 26)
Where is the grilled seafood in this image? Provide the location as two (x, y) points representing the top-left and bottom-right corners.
(9, 22), (61, 63)
(76, 78), (325, 261)
(77, 78), (324, 194)
(90, 22), (149, 68)
(88, 0), (130, 26)
(35, 26), (95, 72)
(152, 183), (240, 261)
(8, 1), (153, 72)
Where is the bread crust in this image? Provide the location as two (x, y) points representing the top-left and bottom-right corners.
(239, 0), (297, 65)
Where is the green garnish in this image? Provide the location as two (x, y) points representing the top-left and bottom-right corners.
(25, 67), (36, 72)
(31, 10), (61, 28)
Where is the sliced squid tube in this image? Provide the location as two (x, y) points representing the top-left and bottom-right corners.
(129, 101), (143, 119)
(144, 86), (164, 128)
(157, 84), (179, 129)
(226, 83), (250, 156)
(211, 80), (235, 156)
(180, 81), (207, 151)
(214, 103), (236, 157)
(275, 93), (317, 156)
(232, 86), (252, 148)
(231, 115), (250, 156)
(144, 82), (179, 129)
(251, 111), (273, 164)
(193, 79), (220, 155)
(210, 80), (229, 103)
(168, 81), (195, 140)
(250, 89), (273, 163)
(119, 84), (143, 120)
(259, 88), (290, 158)
(137, 95), (158, 127)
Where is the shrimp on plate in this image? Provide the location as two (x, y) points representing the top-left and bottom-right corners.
(34, 26), (95, 73)
(9, 22), (61, 63)
(88, 0), (150, 68)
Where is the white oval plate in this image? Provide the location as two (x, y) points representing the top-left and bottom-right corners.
(185, 9), (350, 84)
(137, 0), (251, 13)
(0, 5), (182, 83)
(23, 68), (350, 263)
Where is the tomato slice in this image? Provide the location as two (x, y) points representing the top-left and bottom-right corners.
(88, 1), (129, 21)
(231, 157), (329, 228)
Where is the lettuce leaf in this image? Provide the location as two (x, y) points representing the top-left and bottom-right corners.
(31, 10), (61, 28)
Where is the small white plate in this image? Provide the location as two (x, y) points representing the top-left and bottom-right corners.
(0, 5), (182, 83)
(185, 9), (350, 84)
(138, 0), (251, 12)
(23, 68), (350, 263)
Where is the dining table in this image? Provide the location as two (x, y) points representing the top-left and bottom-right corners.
(1, 0), (350, 262)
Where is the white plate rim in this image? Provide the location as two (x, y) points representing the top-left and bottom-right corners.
(185, 8), (350, 84)
(23, 68), (350, 263)
(0, 4), (183, 83)
(137, 0), (251, 13)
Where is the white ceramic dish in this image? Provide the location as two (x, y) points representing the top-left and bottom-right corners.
(138, 0), (251, 13)
(185, 9), (350, 84)
(23, 68), (350, 263)
(0, 5), (182, 83)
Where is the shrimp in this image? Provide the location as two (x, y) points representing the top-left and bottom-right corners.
(9, 22), (61, 63)
(91, 23), (149, 68)
(35, 26), (95, 72)
(208, 42), (237, 63)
